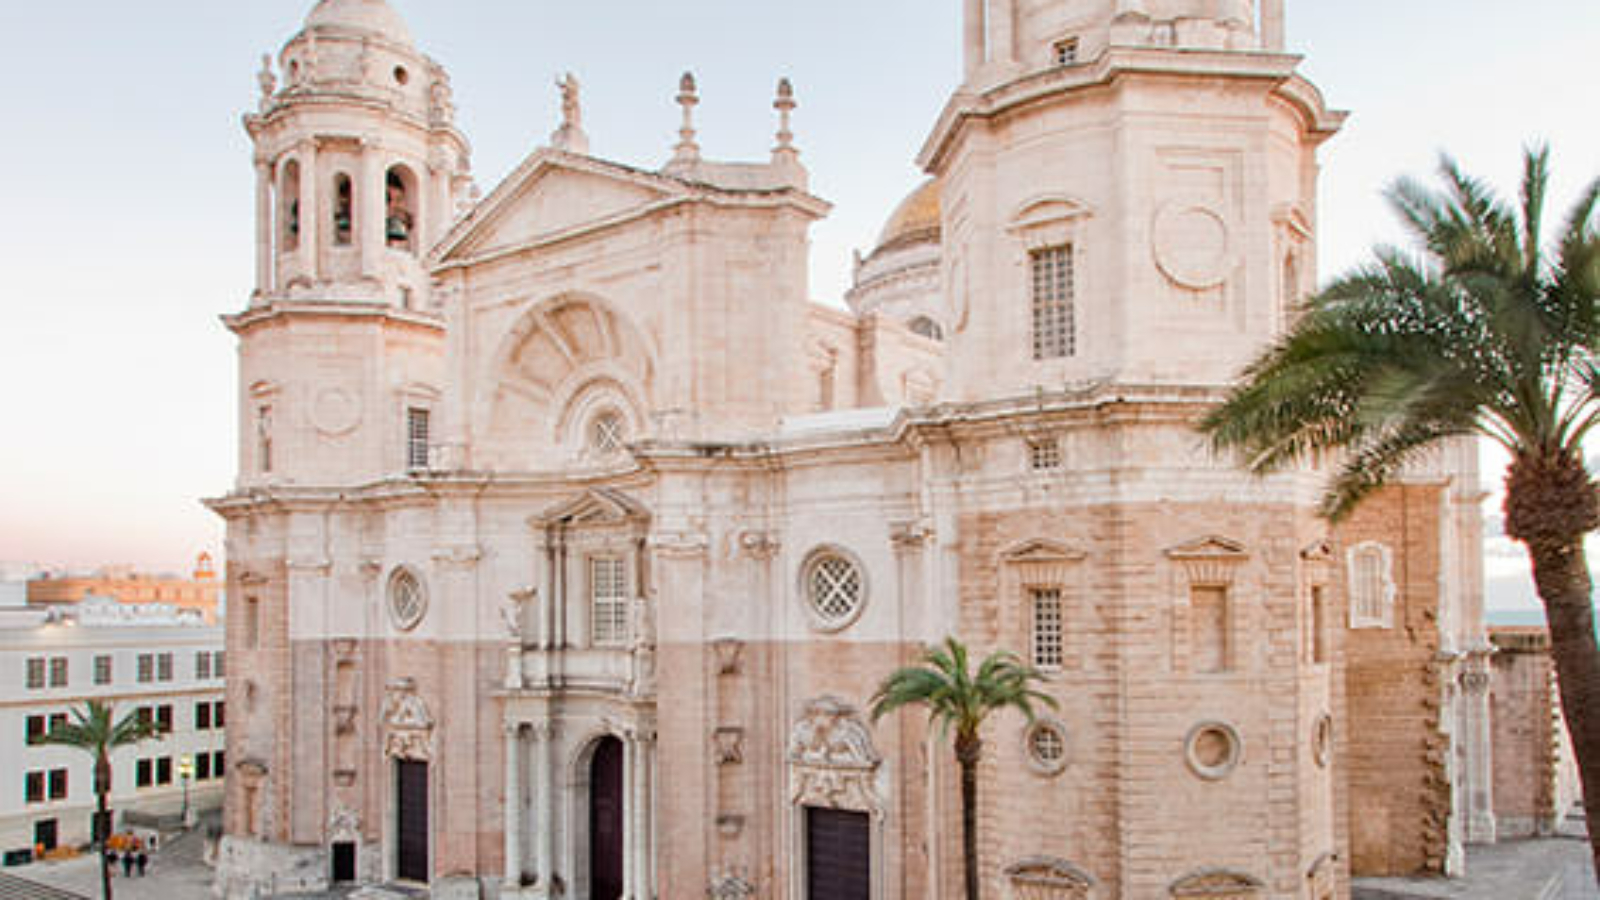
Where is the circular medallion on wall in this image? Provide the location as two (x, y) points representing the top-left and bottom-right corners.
(1184, 720), (1243, 781)
(387, 567), (427, 632)
(311, 386), (362, 437)
(1152, 201), (1233, 290)
(800, 546), (868, 632)
(1024, 718), (1071, 776)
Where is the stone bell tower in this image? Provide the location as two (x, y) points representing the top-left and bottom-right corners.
(929, 0), (1340, 401)
(231, 0), (470, 487)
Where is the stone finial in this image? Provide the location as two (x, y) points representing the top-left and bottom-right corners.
(550, 72), (590, 155)
(672, 71), (701, 165)
(257, 54), (277, 110)
(773, 77), (797, 155)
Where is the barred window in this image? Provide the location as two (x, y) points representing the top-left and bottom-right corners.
(25, 658), (45, 690)
(196, 651), (210, 680)
(1348, 543), (1394, 628)
(137, 654), (154, 683)
(406, 407), (431, 470)
(49, 657), (68, 688)
(1031, 588), (1064, 669)
(1053, 37), (1080, 66)
(94, 654), (112, 685)
(1030, 245), (1075, 359)
(590, 557), (630, 646)
(1029, 437), (1062, 471)
(804, 551), (866, 630)
(157, 653), (173, 682)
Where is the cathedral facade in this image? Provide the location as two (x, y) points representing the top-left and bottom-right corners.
(209, 1), (1492, 898)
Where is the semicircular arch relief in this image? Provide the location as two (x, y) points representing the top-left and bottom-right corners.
(478, 294), (657, 470)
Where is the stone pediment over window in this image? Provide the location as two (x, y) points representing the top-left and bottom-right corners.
(1165, 535), (1248, 586)
(1169, 869), (1265, 899)
(1007, 195), (1095, 233)
(1004, 857), (1096, 900)
(1001, 538), (1088, 587)
(530, 487), (651, 529)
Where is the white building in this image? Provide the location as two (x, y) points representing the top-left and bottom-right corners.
(0, 599), (225, 857)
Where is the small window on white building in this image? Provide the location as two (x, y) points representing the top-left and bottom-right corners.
(1030, 245), (1075, 360)
(156, 653), (173, 682)
(1031, 587), (1064, 669)
(406, 407), (431, 470)
(590, 556), (630, 647)
(48, 657), (67, 688)
(1347, 542), (1396, 629)
(137, 653), (154, 684)
(1053, 37), (1080, 66)
(196, 651), (211, 680)
(25, 658), (45, 690)
(94, 654), (112, 685)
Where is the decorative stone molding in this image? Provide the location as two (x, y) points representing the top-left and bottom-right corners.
(714, 727), (745, 765)
(328, 802), (360, 842)
(788, 696), (883, 816)
(382, 677), (435, 761)
(1001, 539), (1087, 589)
(1023, 718), (1071, 776)
(238, 569), (271, 587)
(387, 566), (428, 632)
(714, 814), (745, 839)
(708, 869), (755, 899)
(712, 637), (744, 675)
(430, 544), (483, 567)
(651, 530), (711, 559)
(1312, 714), (1333, 768)
(333, 705), (357, 735)
(1169, 868), (1264, 898)
(503, 587), (536, 641)
(738, 530), (781, 561)
(889, 519), (935, 553)
(1184, 720), (1243, 781)
(1153, 200), (1235, 290)
(287, 557), (333, 574)
(1004, 857), (1096, 900)
(1166, 536), (1248, 586)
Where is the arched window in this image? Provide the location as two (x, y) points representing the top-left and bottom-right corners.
(385, 166), (416, 251)
(333, 173), (353, 246)
(280, 161), (301, 252)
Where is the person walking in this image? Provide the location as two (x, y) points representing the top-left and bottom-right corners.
(135, 851), (147, 877)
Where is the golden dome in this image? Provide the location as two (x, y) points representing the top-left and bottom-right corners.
(874, 179), (941, 254)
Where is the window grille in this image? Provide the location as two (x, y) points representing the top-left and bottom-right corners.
(157, 653), (173, 682)
(591, 412), (625, 455)
(48, 657), (67, 688)
(25, 716), (45, 745)
(25, 658), (45, 690)
(1054, 37), (1080, 66)
(138, 653), (153, 683)
(406, 407), (431, 470)
(1032, 588), (1064, 669)
(806, 553), (865, 628)
(94, 654), (112, 685)
(1030, 246), (1075, 359)
(196, 651), (211, 680)
(1026, 720), (1069, 775)
(48, 769), (67, 801)
(590, 557), (630, 646)
(24, 772), (44, 804)
(1348, 543), (1394, 628)
(1029, 438), (1062, 471)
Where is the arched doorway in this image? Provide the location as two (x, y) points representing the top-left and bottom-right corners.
(589, 736), (624, 900)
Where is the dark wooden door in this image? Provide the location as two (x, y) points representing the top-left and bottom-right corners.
(33, 819), (57, 852)
(590, 737), (624, 900)
(331, 841), (356, 883)
(806, 807), (870, 900)
(395, 760), (429, 883)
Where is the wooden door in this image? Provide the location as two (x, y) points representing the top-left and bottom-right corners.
(590, 737), (624, 900)
(395, 760), (429, 883)
(806, 807), (870, 900)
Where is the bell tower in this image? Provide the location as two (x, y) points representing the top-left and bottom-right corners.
(229, 0), (470, 487)
(930, 0), (1339, 401)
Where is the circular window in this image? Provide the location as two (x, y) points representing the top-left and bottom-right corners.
(802, 549), (866, 632)
(1184, 721), (1242, 781)
(1024, 719), (1070, 776)
(1313, 714), (1333, 768)
(393, 66), (410, 86)
(590, 410), (626, 455)
(388, 567), (427, 631)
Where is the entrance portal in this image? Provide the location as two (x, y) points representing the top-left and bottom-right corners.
(395, 760), (429, 883)
(589, 736), (624, 900)
(806, 806), (870, 900)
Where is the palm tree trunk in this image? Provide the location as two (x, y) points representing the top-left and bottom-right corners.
(96, 753), (113, 900)
(956, 734), (982, 900)
(1525, 533), (1600, 882)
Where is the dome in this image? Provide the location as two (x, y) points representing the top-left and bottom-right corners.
(305, 0), (413, 45)
(874, 179), (942, 254)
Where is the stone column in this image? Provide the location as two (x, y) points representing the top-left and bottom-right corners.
(534, 722), (555, 897)
(504, 722), (523, 890)
(1260, 0), (1286, 50)
(254, 158), (274, 300)
(636, 730), (654, 899)
(963, 0), (985, 81)
(623, 732), (638, 898)
(299, 140), (321, 284)
(359, 141), (383, 282)
(1462, 654), (1498, 843)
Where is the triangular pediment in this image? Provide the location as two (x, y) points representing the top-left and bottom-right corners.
(530, 487), (650, 528)
(437, 151), (683, 264)
(1001, 539), (1087, 563)
(1164, 535), (1248, 560)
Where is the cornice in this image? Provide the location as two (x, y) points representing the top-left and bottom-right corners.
(222, 301), (445, 335)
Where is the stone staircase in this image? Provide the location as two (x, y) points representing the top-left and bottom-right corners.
(0, 872), (87, 900)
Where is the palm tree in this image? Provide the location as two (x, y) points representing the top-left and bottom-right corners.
(42, 699), (159, 900)
(1200, 146), (1600, 877)
(870, 637), (1056, 900)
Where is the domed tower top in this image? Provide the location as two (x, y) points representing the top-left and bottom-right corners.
(304, 0), (414, 45)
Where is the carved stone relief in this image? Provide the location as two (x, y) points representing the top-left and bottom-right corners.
(382, 677), (435, 761)
(788, 696), (883, 817)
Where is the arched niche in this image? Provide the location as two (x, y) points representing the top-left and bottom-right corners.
(479, 294), (657, 470)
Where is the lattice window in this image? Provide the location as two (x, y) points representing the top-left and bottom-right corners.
(590, 556), (630, 646)
(1054, 37), (1080, 66)
(1029, 437), (1062, 471)
(1031, 588), (1064, 669)
(806, 553), (865, 629)
(1031, 245), (1075, 359)
(1348, 542), (1394, 628)
(406, 407), (431, 470)
(1025, 719), (1069, 775)
(590, 411), (625, 455)
(388, 568), (427, 631)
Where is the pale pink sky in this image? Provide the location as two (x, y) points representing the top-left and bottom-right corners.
(0, 1), (1595, 607)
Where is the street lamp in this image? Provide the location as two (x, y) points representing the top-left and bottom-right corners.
(177, 755), (195, 829)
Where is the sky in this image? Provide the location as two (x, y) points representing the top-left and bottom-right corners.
(0, 1), (1596, 612)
